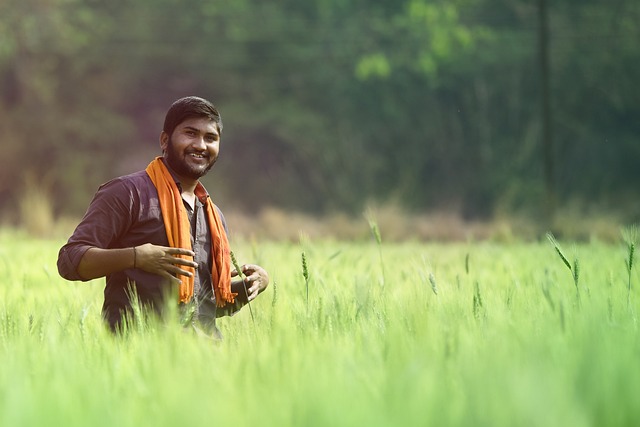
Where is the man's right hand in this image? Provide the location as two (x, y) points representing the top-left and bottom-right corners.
(134, 243), (198, 284)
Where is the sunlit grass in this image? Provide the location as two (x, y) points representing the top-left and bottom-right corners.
(1, 229), (639, 426)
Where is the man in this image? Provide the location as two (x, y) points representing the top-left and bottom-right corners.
(58, 96), (268, 335)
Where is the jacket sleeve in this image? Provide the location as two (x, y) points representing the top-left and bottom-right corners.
(57, 178), (136, 281)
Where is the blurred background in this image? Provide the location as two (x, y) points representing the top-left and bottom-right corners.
(0, 0), (638, 240)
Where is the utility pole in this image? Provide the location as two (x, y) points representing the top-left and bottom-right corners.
(538, 0), (555, 223)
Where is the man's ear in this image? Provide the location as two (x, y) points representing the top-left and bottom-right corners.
(159, 131), (169, 153)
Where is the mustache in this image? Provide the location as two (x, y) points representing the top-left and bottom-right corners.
(186, 150), (209, 158)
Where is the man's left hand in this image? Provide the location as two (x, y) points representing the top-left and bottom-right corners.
(232, 264), (269, 301)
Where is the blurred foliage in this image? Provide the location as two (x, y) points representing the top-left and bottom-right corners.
(0, 0), (638, 222)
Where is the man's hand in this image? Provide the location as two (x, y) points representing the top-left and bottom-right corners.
(232, 264), (269, 301)
(134, 243), (198, 285)
(77, 243), (197, 282)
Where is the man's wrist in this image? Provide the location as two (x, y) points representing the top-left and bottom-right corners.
(132, 246), (137, 269)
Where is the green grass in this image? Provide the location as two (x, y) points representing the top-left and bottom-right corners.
(1, 229), (639, 426)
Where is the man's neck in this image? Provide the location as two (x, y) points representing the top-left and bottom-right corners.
(161, 158), (199, 195)
(182, 192), (196, 210)
(180, 181), (198, 195)
(180, 181), (198, 210)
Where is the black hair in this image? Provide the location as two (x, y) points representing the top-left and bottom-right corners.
(162, 96), (223, 136)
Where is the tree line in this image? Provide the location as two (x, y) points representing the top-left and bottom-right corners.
(0, 0), (637, 224)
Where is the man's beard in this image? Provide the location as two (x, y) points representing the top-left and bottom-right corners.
(164, 138), (216, 180)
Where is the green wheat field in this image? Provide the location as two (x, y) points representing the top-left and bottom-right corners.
(1, 228), (639, 427)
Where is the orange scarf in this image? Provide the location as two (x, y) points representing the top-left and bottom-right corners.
(145, 157), (235, 306)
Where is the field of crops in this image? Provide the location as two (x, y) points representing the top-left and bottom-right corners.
(1, 228), (639, 426)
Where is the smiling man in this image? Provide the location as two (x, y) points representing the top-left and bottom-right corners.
(58, 96), (268, 335)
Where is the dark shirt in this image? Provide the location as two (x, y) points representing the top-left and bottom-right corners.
(57, 166), (245, 330)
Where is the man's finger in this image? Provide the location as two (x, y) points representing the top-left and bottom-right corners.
(244, 273), (259, 282)
(168, 265), (193, 277)
(171, 256), (198, 268)
(167, 247), (195, 257)
(241, 264), (258, 274)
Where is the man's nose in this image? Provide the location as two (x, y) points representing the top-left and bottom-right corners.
(192, 136), (206, 149)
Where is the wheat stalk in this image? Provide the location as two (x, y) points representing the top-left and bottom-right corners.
(230, 251), (256, 329)
(546, 233), (571, 271)
(465, 253), (470, 275)
(367, 217), (386, 288)
(546, 232), (580, 301)
(302, 251), (310, 311)
(622, 225), (638, 308)
(428, 272), (438, 296)
(473, 281), (483, 319)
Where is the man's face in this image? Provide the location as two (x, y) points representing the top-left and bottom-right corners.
(161, 117), (220, 181)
